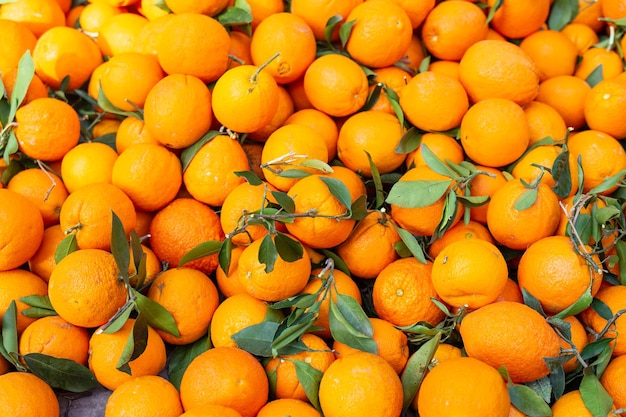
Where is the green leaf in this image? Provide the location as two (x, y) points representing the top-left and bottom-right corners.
(271, 293), (319, 310)
(3, 130), (18, 163)
(271, 190), (295, 214)
(521, 288), (547, 317)
(349, 194), (368, 221)
(580, 373), (614, 417)
(339, 20), (355, 48)
(272, 314), (316, 354)
(218, 237), (233, 277)
(392, 223), (427, 264)
(234, 170), (263, 186)
(386, 180), (452, 208)
(457, 194), (490, 208)
(133, 290), (180, 338)
(485, 0), (504, 25)
(24, 354), (100, 393)
(274, 232), (304, 263)
(292, 359), (324, 411)
(328, 299), (377, 354)
(549, 364), (565, 401)
(102, 302), (134, 334)
(547, 0), (579, 30)
(552, 281), (594, 319)
(167, 335), (209, 390)
(395, 127), (422, 155)
(323, 14), (343, 45)
(19, 294), (54, 311)
(585, 65), (604, 87)
(319, 176), (352, 211)
(217, 2), (253, 27)
(335, 293), (373, 336)
(178, 240), (222, 267)
(614, 239), (626, 286)
(2, 300), (18, 356)
(321, 249), (352, 277)
(551, 148), (573, 199)
(421, 144), (459, 179)
(20, 307), (58, 319)
(96, 82), (142, 118)
(259, 233), (277, 273)
(365, 151), (385, 209)
(437, 191), (459, 236)
(581, 337), (614, 361)
(231, 321), (280, 357)
(110, 210), (130, 285)
(591, 298), (614, 320)
(116, 314), (149, 375)
(361, 83), (383, 112)
(526, 377), (552, 404)
(278, 168), (312, 179)
(508, 383), (553, 417)
(54, 233), (78, 264)
(514, 188), (539, 210)
(179, 131), (223, 172)
(8, 51), (35, 122)
(299, 159), (334, 174)
(401, 333), (441, 412)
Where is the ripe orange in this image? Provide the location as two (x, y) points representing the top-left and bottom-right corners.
(579, 284), (626, 356)
(486, 178), (561, 250)
(237, 234), (311, 302)
(256, 399), (321, 417)
(19, 315), (90, 365)
(28, 224), (65, 283)
(227, 30), (253, 68)
(0, 188), (44, 272)
(131, 13), (174, 54)
(520, 29), (579, 81)
(459, 39), (540, 106)
(551, 389), (612, 417)
(574, 47), (624, 81)
(147, 267), (219, 345)
(0, 269), (48, 334)
(215, 246), (247, 298)
(486, 0), (550, 39)
(511, 144), (579, 194)
(180, 404), (244, 417)
(115, 115), (160, 154)
(250, 12), (317, 85)
(7, 168), (67, 228)
(573, 0), (605, 32)
(400, 71), (469, 132)
(14, 97), (80, 162)
(584, 78), (626, 139)
(460, 98), (530, 168)
(432, 238), (508, 309)
(289, 0), (362, 41)
(247, 85), (295, 143)
(179, 346), (269, 417)
(536, 75), (591, 130)
(523, 100), (568, 145)
(245, 0), (285, 29)
(0, 0), (64, 37)
(468, 166), (508, 224)
(265, 333), (335, 401)
(494, 278), (524, 304)
(367, 66), (412, 115)
(561, 22), (600, 54)
(336, 110), (406, 177)
(156, 12), (230, 83)
(48, 248), (127, 328)
(92, 118), (121, 140)
(0, 20), (37, 76)
(428, 60), (460, 80)
(78, 1), (124, 34)
(372, 257), (445, 327)
(104, 375), (183, 417)
(459, 301), (561, 383)
(60, 141), (118, 193)
(421, 0), (488, 61)
(401, 33), (427, 75)
(388, 0), (434, 29)
(602, 0), (626, 21)
(149, 197), (224, 275)
(89, 318), (167, 391)
(417, 356), (510, 417)
(428, 219), (494, 259)
(406, 132), (464, 170)
(303, 53), (369, 117)
(163, 0), (228, 15)
(600, 354), (626, 411)
(59, 182), (137, 251)
(1, 66), (48, 106)
(344, 0), (413, 68)
(96, 12), (149, 57)
(284, 108), (339, 160)
(0, 372), (59, 417)
(319, 351), (403, 417)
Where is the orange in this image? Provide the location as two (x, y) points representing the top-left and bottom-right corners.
(468, 166), (508, 224)
(333, 317), (409, 374)
(300, 267), (362, 340)
(7, 168), (68, 228)
(561, 23), (600, 54)
(143, 73), (213, 149)
(573, 0), (605, 32)
(211, 64), (280, 134)
(567, 129), (626, 195)
(78, 1), (124, 34)
(0, 372), (59, 417)
(179, 346), (269, 417)
(14, 97), (80, 162)
(520, 29), (579, 81)
(0, 0), (65, 37)
(149, 197), (224, 275)
(319, 351), (403, 417)
(372, 257), (445, 327)
(28, 224), (65, 282)
(19, 315), (90, 365)
(536, 75), (591, 130)
(303, 53), (369, 117)
(0, 269), (48, 334)
(289, 0), (362, 41)
(180, 404), (243, 417)
(416, 356), (510, 417)
(156, 12), (230, 83)
(459, 39), (540, 106)
(92, 119), (122, 140)
(523, 100), (569, 145)
(344, 0), (413, 68)
(400, 33), (427, 75)
(247, 85), (295, 143)
(260, 123), (329, 192)
(511, 144), (579, 194)
(0, 20), (37, 75)
(494, 278), (524, 304)
(430, 343), (463, 366)
(128, 243), (161, 288)
(245, 0), (285, 30)
(237, 234), (311, 302)
(48, 248), (127, 328)
(558, 315), (589, 373)
(265, 333), (335, 401)
(459, 301), (561, 383)
(432, 238), (508, 310)
(584, 78), (626, 139)
(336, 110), (406, 177)
(400, 71), (469, 132)
(600, 354), (626, 411)
(322, 165), (367, 203)
(551, 389), (612, 417)
(183, 135), (250, 207)
(283, 108), (339, 160)
(336, 210), (401, 279)
(367, 66), (412, 115)
(602, 0), (626, 21)
(1, 66), (48, 106)
(209, 292), (280, 348)
(486, 178), (561, 250)
(112, 143), (182, 212)
(0, 355), (11, 376)
(428, 60), (460, 81)
(89, 318), (167, 391)
(427, 219), (494, 259)
(104, 375), (183, 417)
(115, 115), (160, 154)
(164, 0), (228, 15)
(0, 189), (44, 272)
(389, 165), (462, 237)
(421, 0), (488, 61)
(517, 235), (603, 314)
(459, 98), (530, 167)
(250, 12), (317, 85)
(256, 399), (321, 417)
(60, 141), (118, 193)
(147, 267), (219, 345)
(574, 47), (624, 81)
(285, 174), (356, 249)
(580, 284), (626, 356)
(227, 30), (253, 68)
(486, 0), (550, 39)
(59, 182), (137, 251)
(96, 12), (149, 57)
(215, 246), (246, 298)
(389, 0), (434, 29)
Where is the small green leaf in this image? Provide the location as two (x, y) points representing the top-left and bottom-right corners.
(590, 298), (614, 321)
(274, 232), (304, 263)
(231, 321), (280, 357)
(133, 290), (180, 337)
(549, 364), (565, 401)
(585, 65), (604, 87)
(2, 300), (18, 356)
(328, 299), (377, 354)
(547, 0), (579, 30)
(614, 239), (626, 286)
(292, 359), (323, 411)
(525, 376), (552, 404)
(335, 293), (373, 337)
(116, 314), (149, 374)
(361, 83), (383, 112)
(508, 383), (553, 417)
(551, 148), (573, 198)
(271, 190), (295, 214)
(323, 14), (343, 45)
(339, 20), (355, 48)
(365, 151), (385, 209)
(19, 294), (54, 310)
(20, 307), (58, 319)
(8, 51), (35, 122)
(217, 2), (253, 27)
(218, 237), (233, 277)
(179, 131), (222, 172)
(167, 335), (209, 390)
(350, 194), (369, 221)
(102, 302), (134, 334)
(581, 337), (614, 361)
(401, 333), (441, 412)
(278, 169), (312, 179)
(24, 354), (100, 393)
(111, 210), (130, 285)
(521, 288), (547, 317)
(234, 170), (263, 186)
(395, 127), (422, 155)
(486, 0), (504, 25)
(271, 293), (319, 310)
(421, 144), (459, 179)
(299, 159), (334, 174)
(437, 191), (459, 236)
(55, 233), (78, 264)
(457, 194), (490, 208)
(319, 176), (352, 211)
(178, 240), (222, 267)
(514, 188), (539, 210)
(259, 233), (278, 273)
(580, 373), (614, 417)
(588, 168), (626, 195)
(386, 180), (452, 208)
(392, 223), (427, 264)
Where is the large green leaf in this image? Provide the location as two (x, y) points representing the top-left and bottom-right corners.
(24, 354), (100, 393)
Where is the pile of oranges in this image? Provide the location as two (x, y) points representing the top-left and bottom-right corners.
(1, 0), (626, 416)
